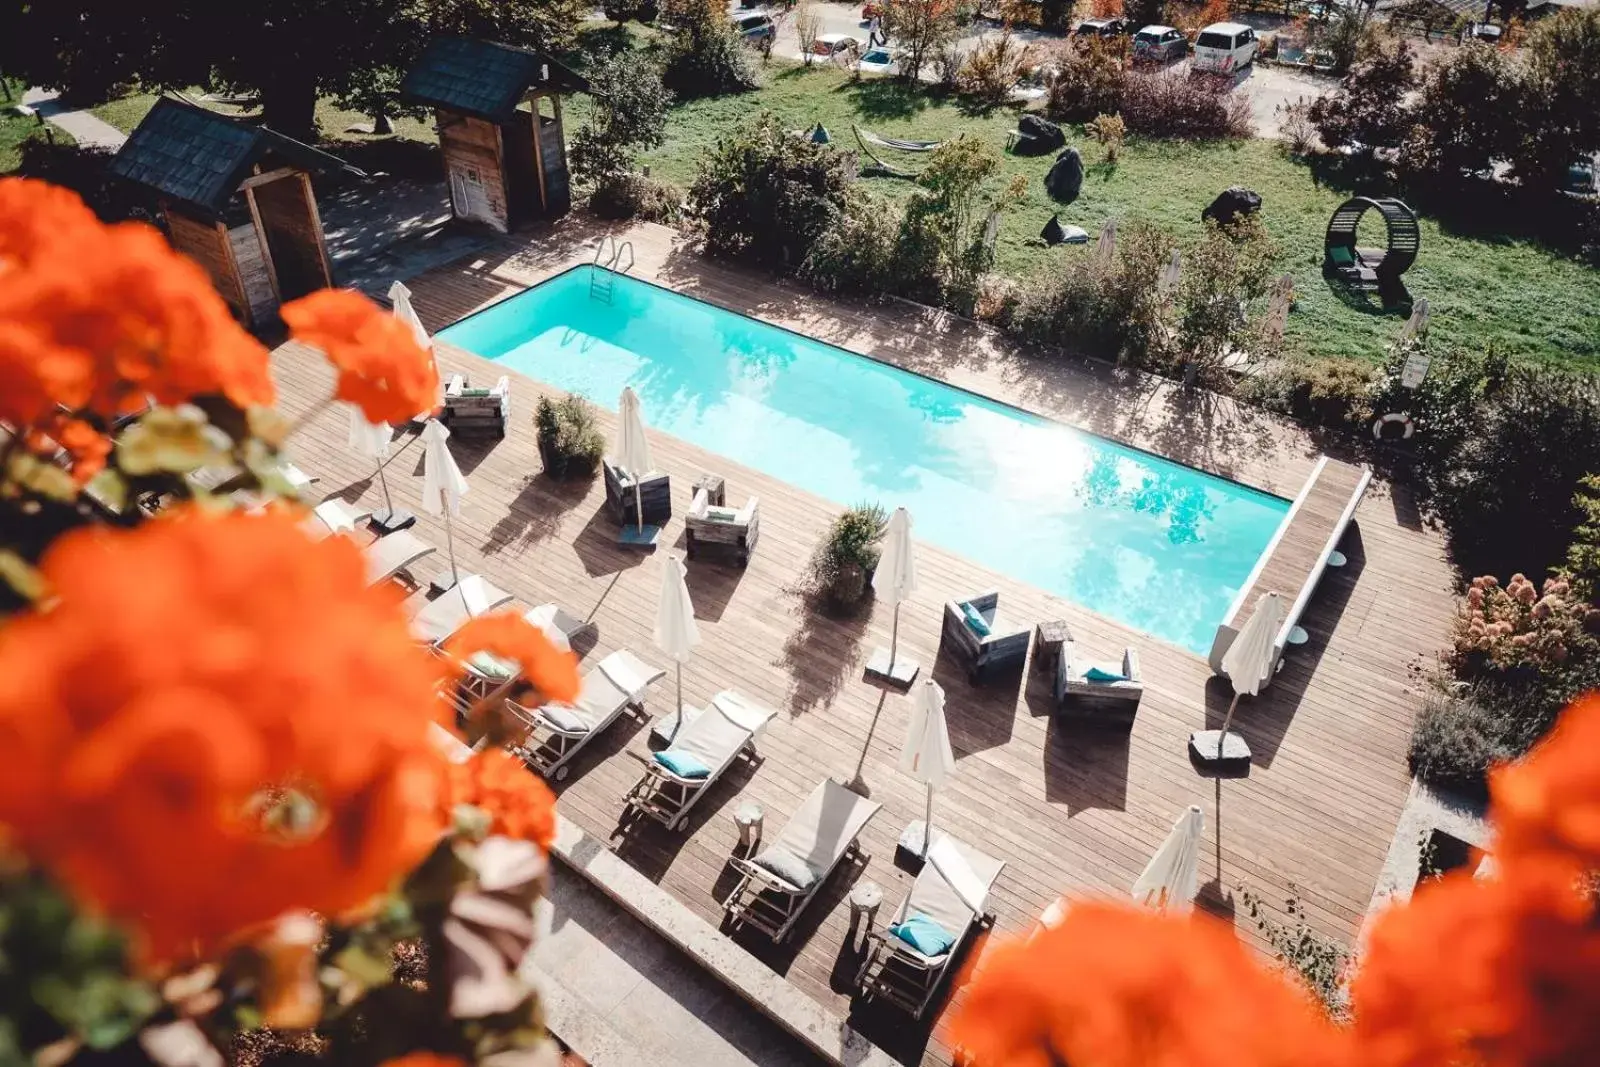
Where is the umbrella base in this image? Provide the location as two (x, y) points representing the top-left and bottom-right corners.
(616, 524), (661, 549)
(369, 508), (417, 534)
(864, 647), (920, 689)
(1188, 729), (1252, 772)
(896, 820), (946, 869)
(428, 573), (461, 596)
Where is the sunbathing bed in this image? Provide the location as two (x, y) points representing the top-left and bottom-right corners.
(409, 573), (516, 645)
(624, 691), (777, 832)
(855, 833), (1006, 1019)
(304, 498), (371, 539)
(509, 649), (666, 782)
(723, 779), (883, 942)
(363, 530), (437, 587)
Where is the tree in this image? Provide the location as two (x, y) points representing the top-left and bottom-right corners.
(0, 0), (586, 142)
(1175, 216), (1276, 386)
(1125, 0), (1165, 30)
(894, 135), (1026, 311)
(1516, 7), (1600, 191)
(1308, 37), (1418, 151)
(794, 2), (824, 65)
(881, 0), (961, 82)
(663, 0), (759, 97)
(569, 54), (672, 192)
(1405, 42), (1521, 179)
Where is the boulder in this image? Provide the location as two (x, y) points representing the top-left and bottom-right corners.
(1042, 215), (1089, 245)
(1202, 186), (1263, 227)
(1044, 147), (1085, 204)
(1013, 114), (1066, 157)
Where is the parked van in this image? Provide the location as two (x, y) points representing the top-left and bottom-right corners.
(1192, 22), (1259, 74)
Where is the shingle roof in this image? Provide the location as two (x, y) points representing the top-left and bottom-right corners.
(400, 37), (590, 123)
(108, 98), (361, 218)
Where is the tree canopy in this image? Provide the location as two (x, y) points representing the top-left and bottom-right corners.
(0, 0), (587, 141)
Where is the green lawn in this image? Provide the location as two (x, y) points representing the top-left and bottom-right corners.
(633, 64), (1600, 372)
(1, 79), (75, 173)
(91, 91), (438, 148)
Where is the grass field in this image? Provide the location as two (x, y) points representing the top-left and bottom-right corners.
(1, 79), (75, 173)
(90, 91), (438, 150)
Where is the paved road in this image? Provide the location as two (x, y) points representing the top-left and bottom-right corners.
(743, 1), (1335, 137)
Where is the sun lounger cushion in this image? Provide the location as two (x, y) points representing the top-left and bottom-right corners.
(469, 651), (518, 680)
(539, 704), (590, 733)
(961, 603), (991, 637)
(654, 750), (711, 779)
(751, 847), (819, 891)
(890, 912), (957, 957)
(1083, 665), (1129, 683)
(1329, 245), (1354, 267)
(768, 779), (882, 881)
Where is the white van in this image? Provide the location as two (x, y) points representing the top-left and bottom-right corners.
(1192, 22), (1259, 74)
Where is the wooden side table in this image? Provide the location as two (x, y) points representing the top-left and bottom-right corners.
(734, 801), (764, 853)
(849, 880), (884, 931)
(694, 473), (726, 508)
(1034, 619), (1071, 676)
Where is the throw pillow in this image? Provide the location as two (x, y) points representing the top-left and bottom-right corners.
(1329, 245), (1355, 267)
(961, 602), (992, 637)
(752, 846), (818, 890)
(460, 387), (492, 397)
(889, 912), (957, 956)
(1083, 665), (1128, 683)
(706, 506), (740, 523)
(653, 750), (712, 779)
(469, 651), (518, 680)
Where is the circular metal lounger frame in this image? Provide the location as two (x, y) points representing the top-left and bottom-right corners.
(1323, 196), (1421, 283)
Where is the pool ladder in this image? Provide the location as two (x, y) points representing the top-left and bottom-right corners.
(590, 236), (635, 304)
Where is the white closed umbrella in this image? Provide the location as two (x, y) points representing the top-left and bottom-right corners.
(1132, 804), (1205, 912)
(867, 507), (920, 687)
(348, 406), (412, 532)
(655, 554), (701, 743)
(900, 678), (955, 859)
(421, 418), (469, 590)
(615, 386), (654, 539)
(1398, 297), (1431, 345)
(1094, 218), (1118, 270)
(1192, 591), (1285, 765)
(389, 281), (437, 420)
(1158, 248), (1182, 300)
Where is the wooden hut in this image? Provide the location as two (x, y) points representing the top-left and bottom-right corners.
(400, 37), (591, 233)
(109, 98), (361, 327)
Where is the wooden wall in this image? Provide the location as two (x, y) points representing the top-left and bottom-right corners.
(165, 208), (248, 323)
(438, 113), (509, 231)
(228, 223), (278, 326)
(535, 98), (571, 217)
(251, 174), (332, 303)
(499, 115), (540, 228)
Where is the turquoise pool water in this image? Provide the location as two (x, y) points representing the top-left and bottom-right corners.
(439, 266), (1289, 654)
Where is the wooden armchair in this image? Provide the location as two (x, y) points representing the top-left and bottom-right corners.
(685, 486), (759, 567)
(1054, 643), (1143, 731)
(940, 590), (1031, 684)
(603, 458), (671, 528)
(440, 373), (510, 438)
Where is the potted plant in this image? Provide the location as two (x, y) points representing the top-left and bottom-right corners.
(806, 502), (886, 614)
(535, 394), (605, 480)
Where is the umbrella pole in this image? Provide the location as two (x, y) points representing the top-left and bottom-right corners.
(444, 511), (459, 586)
(669, 661), (683, 744)
(889, 602), (901, 667)
(922, 783), (934, 860)
(634, 480), (645, 536)
(1218, 691), (1242, 738)
(376, 458), (395, 516)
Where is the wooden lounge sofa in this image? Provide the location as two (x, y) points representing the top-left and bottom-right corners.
(940, 590), (1031, 683)
(685, 485), (760, 567)
(603, 458), (672, 528)
(722, 779), (883, 942)
(1054, 642), (1143, 730)
(440, 373), (510, 438)
(855, 833), (1006, 1019)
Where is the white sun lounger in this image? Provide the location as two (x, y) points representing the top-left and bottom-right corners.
(723, 779), (883, 942)
(524, 602), (595, 653)
(855, 833), (1006, 1019)
(507, 649), (666, 782)
(363, 530), (437, 587)
(304, 498), (372, 539)
(410, 573), (516, 645)
(624, 691), (778, 832)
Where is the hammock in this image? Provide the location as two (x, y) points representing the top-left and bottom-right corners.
(852, 124), (946, 179)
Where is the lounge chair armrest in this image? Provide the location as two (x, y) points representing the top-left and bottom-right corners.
(689, 487), (710, 518)
(965, 590), (1000, 614)
(1122, 647), (1140, 682)
(492, 375), (510, 398)
(445, 373), (465, 397)
(737, 496), (759, 522)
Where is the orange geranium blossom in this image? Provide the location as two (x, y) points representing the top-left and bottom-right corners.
(1490, 691), (1600, 875)
(378, 1054), (467, 1067)
(949, 901), (1352, 1067)
(0, 176), (101, 269)
(281, 288), (439, 425)
(446, 748), (559, 851)
(0, 507), (450, 961)
(0, 180), (274, 428)
(443, 610), (582, 705)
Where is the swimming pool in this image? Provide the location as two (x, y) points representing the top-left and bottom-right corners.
(439, 266), (1289, 655)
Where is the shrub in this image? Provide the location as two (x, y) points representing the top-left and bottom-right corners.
(689, 113), (854, 269)
(1408, 686), (1534, 798)
(1173, 216), (1276, 386)
(602, 0), (659, 22)
(664, 0), (758, 97)
(883, 0), (962, 82)
(1451, 573), (1599, 677)
(1045, 39), (1126, 123)
(1086, 112), (1126, 162)
(956, 30), (1033, 106)
(794, 1), (823, 63)
(1517, 7), (1600, 193)
(1120, 68), (1252, 139)
(1241, 887), (1351, 1019)
(1402, 42), (1519, 181)
(1277, 357), (1379, 431)
(534, 395), (605, 479)
(894, 136), (1026, 313)
(589, 172), (684, 222)
(931, 41), (966, 90)
(801, 188), (899, 294)
(1563, 475), (1600, 601)
(1276, 96), (1318, 155)
(569, 52), (672, 192)
(1369, 341), (1504, 498)
(1308, 38), (1419, 152)
(807, 503), (887, 613)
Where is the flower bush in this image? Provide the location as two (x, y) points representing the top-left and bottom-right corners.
(1453, 573), (1600, 674)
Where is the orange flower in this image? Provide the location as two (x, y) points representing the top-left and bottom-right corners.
(445, 748), (558, 850)
(0, 177), (102, 269)
(26, 413), (111, 483)
(0, 201), (274, 427)
(378, 1055), (467, 1067)
(1491, 692), (1600, 877)
(0, 508), (451, 961)
(949, 902), (1351, 1067)
(443, 611), (581, 705)
(282, 289), (438, 425)
(1351, 864), (1600, 1067)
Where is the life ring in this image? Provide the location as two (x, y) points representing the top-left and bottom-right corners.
(1372, 412), (1414, 440)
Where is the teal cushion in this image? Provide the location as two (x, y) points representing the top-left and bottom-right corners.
(1328, 245), (1355, 267)
(1084, 665), (1128, 683)
(653, 750), (711, 779)
(752, 846), (818, 890)
(459, 387), (492, 397)
(890, 912), (957, 956)
(961, 602), (991, 637)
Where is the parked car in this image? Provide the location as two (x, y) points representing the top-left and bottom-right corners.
(731, 11), (777, 43)
(814, 32), (861, 56)
(1073, 16), (1128, 37)
(1132, 24), (1187, 62)
(857, 47), (897, 75)
(1192, 21), (1259, 74)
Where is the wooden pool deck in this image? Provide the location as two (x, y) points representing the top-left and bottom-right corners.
(270, 217), (1457, 1065)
